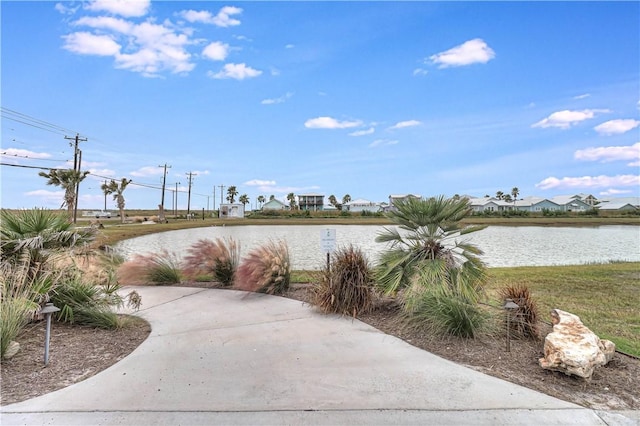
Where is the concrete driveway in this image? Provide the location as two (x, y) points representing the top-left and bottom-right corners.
(1, 286), (636, 425)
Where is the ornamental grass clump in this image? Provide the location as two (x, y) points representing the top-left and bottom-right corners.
(235, 240), (290, 295)
(497, 284), (541, 339)
(314, 245), (375, 317)
(182, 238), (239, 287)
(118, 250), (182, 285)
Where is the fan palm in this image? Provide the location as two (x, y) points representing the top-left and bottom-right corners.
(101, 178), (132, 223)
(38, 168), (89, 221)
(375, 196), (487, 310)
(0, 208), (96, 266)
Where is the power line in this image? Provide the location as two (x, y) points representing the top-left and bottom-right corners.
(1, 107), (80, 136)
(1, 152), (71, 163)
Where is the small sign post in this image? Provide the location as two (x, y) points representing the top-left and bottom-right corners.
(321, 229), (336, 271)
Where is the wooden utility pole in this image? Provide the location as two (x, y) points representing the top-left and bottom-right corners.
(158, 164), (171, 209)
(64, 133), (87, 223)
(186, 172), (197, 216)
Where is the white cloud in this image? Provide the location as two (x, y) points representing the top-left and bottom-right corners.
(1, 148), (52, 159)
(202, 42), (229, 61)
(55, 3), (79, 15)
(573, 93), (591, 100)
(245, 179), (277, 186)
(130, 166), (165, 177)
(532, 109), (609, 129)
(594, 119), (640, 135)
(369, 139), (399, 148)
(575, 142), (640, 165)
(261, 92), (293, 105)
(62, 32), (121, 56)
(285, 44), (295, 49)
(413, 68), (428, 76)
(599, 188), (633, 196)
(535, 174), (640, 190)
(304, 117), (363, 129)
(25, 189), (64, 206)
(85, 0), (150, 18)
(209, 63), (262, 80)
(179, 6), (242, 27)
(349, 128), (375, 137)
(388, 120), (421, 130)
(74, 16), (133, 33)
(429, 38), (495, 68)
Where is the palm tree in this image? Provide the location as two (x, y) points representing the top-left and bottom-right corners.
(269, 194), (275, 201)
(495, 191), (504, 200)
(342, 194), (351, 205)
(239, 194), (249, 209)
(511, 187), (519, 209)
(286, 192), (296, 210)
(101, 178), (132, 223)
(328, 195), (338, 207)
(226, 186), (238, 204)
(38, 168), (89, 222)
(1, 208), (96, 266)
(257, 195), (266, 208)
(375, 196), (487, 310)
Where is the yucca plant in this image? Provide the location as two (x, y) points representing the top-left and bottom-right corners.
(182, 238), (239, 286)
(234, 240), (290, 295)
(313, 245), (375, 317)
(497, 284), (540, 339)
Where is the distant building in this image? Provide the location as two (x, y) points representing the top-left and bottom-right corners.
(387, 194), (421, 211)
(219, 203), (244, 218)
(298, 193), (325, 211)
(262, 199), (288, 211)
(344, 198), (381, 213)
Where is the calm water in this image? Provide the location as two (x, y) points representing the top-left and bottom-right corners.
(114, 224), (640, 270)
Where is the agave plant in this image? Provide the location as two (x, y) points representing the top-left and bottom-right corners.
(375, 196), (487, 310)
(235, 240), (290, 295)
(182, 238), (240, 286)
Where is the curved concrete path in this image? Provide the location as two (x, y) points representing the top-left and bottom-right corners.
(2, 286), (636, 425)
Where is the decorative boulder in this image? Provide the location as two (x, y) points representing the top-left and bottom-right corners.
(539, 309), (615, 379)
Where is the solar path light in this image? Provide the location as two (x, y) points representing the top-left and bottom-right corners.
(40, 303), (60, 366)
(503, 298), (519, 352)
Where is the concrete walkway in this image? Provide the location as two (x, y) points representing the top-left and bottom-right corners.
(2, 286), (636, 425)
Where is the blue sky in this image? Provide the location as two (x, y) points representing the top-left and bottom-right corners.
(2, 1), (639, 211)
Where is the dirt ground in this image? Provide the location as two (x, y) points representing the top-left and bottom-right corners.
(2, 283), (638, 410)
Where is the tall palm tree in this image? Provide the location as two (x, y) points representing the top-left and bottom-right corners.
(495, 191), (504, 200)
(286, 192), (296, 210)
(257, 195), (266, 208)
(239, 194), (249, 209)
(226, 185), (238, 204)
(101, 178), (132, 223)
(375, 196), (487, 310)
(38, 169), (89, 222)
(511, 187), (520, 209)
(342, 194), (351, 205)
(328, 195), (338, 207)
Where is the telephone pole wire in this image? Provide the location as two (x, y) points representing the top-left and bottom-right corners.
(219, 184), (226, 205)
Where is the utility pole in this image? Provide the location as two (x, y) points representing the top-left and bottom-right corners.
(174, 182), (180, 217)
(73, 150), (82, 223)
(186, 172), (197, 216)
(103, 180), (107, 211)
(213, 186), (216, 211)
(64, 133), (87, 223)
(219, 184), (226, 205)
(158, 164), (171, 209)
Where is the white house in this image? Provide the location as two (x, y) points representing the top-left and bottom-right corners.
(262, 199), (288, 210)
(344, 198), (381, 213)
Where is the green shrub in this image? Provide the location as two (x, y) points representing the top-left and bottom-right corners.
(497, 284), (540, 339)
(404, 290), (488, 338)
(183, 238), (239, 286)
(235, 240), (290, 295)
(314, 245), (375, 317)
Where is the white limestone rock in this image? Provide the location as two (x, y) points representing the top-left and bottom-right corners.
(538, 309), (615, 379)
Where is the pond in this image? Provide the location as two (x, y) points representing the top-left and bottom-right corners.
(114, 224), (640, 270)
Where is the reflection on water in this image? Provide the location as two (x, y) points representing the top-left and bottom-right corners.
(115, 225), (640, 270)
